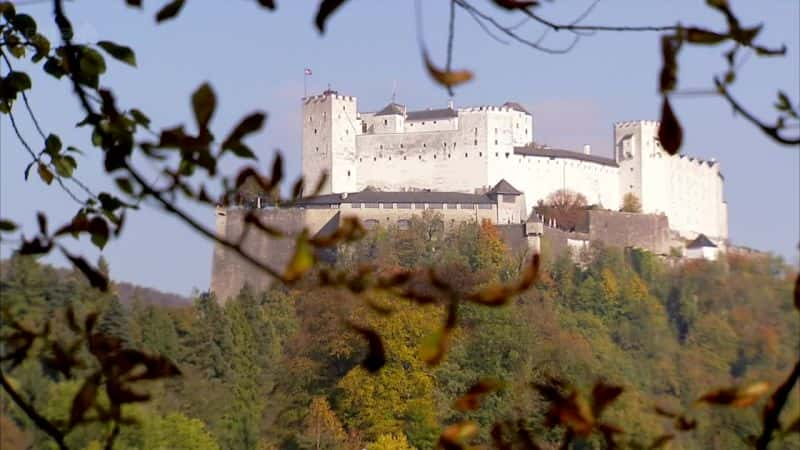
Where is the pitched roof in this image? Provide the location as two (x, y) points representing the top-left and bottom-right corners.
(296, 190), (494, 205)
(502, 101), (530, 114)
(488, 179), (522, 195)
(405, 107), (458, 121)
(375, 102), (405, 116)
(687, 234), (717, 249)
(514, 145), (618, 167)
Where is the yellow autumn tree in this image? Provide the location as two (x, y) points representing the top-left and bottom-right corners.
(337, 297), (440, 449)
(367, 433), (416, 450)
(301, 396), (347, 450)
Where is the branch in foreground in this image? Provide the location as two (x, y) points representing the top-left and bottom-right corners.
(715, 78), (800, 146)
(1, 369), (68, 450)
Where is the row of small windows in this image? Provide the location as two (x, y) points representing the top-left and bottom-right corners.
(346, 202), (494, 210)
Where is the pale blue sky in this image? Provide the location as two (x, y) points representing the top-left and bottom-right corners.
(1, 1), (798, 295)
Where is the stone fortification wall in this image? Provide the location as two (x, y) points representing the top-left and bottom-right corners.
(210, 208), (308, 303)
(586, 210), (672, 255)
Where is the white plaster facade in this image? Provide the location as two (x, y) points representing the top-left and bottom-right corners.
(301, 90), (728, 242)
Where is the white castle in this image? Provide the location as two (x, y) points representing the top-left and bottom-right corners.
(301, 89), (728, 243)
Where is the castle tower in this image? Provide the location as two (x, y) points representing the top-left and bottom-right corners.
(614, 120), (667, 214)
(301, 90), (359, 195)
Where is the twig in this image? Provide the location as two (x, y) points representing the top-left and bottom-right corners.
(1, 369), (68, 450)
(755, 359), (800, 449)
(714, 77), (800, 146)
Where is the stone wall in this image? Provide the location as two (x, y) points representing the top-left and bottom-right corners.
(587, 210), (672, 255)
(210, 208), (308, 303)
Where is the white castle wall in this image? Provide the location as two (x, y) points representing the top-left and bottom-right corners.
(301, 92), (728, 242)
(615, 121), (727, 240)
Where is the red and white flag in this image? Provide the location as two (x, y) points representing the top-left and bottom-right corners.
(304, 68), (313, 76)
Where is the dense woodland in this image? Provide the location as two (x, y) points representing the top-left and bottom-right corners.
(1, 214), (798, 450)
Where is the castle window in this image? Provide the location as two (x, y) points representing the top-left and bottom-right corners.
(343, 105), (346, 110)
(338, 114), (341, 119)
(495, 128), (498, 134)
(345, 129), (349, 135)
(495, 140), (498, 145)
(347, 170), (351, 176)
(525, 128), (528, 134)
(389, 156), (392, 160)
(495, 152), (499, 157)
(309, 116), (312, 122)
(423, 143), (426, 148)
(453, 142), (456, 148)
(474, 140), (478, 145)
(314, 128), (317, 134)
(404, 156), (407, 160)
(433, 120), (437, 124)
(505, 152), (509, 158)
(516, 123), (519, 128)
(464, 153), (468, 157)
(434, 154), (437, 159)
(443, 142), (447, 147)
(400, 144), (404, 148)
(315, 146), (319, 152)
(418, 155), (422, 160)
(422, 122), (425, 125)
(384, 119), (388, 125)
(359, 158), (362, 162)
(373, 157), (376, 161)
(479, 152), (482, 157)
(448, 153), (451, 158)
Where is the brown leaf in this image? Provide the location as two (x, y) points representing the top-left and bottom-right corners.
(659, 35), (679, 93)
(106, 381), (150, 404)
(349, 323), (385, 373)
(69, 374), (100, 427)
(420, 327), (450, 366)
(658, 97), (683, 155)
(439, 421), (479, 449)
(270, 153), (284, 188)
(793, 273), (799, 310)
(492, 0), (539, 10)
(62, 249), (109, 291)
(697, 381), (770, 408)
(455, 378), (503, 411)
(315, 0), (349, 33)
(591, 381), (623, 416)
(191, 83), (216, 130)
(423, 51), (473, 90)
(685, 27), (727, 45)
(649, 434), (675, 449)
(155, 0), (185, 23)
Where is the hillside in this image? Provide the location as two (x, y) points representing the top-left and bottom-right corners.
(1, 218), (798, 450)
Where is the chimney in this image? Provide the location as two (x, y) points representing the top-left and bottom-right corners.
(583, 144), (591, 155)
(448, 100), (454, 110)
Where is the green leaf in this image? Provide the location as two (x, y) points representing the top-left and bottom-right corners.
(78, 47), (107, 77)
(129, 108), (151, 128)
(38, 164), (54, 185)
(11, 13), (36, 35)
(30, 34), (50, 63)
(45, 134), (62, 156)
(89, 217), (110, 249)
(43, 57), (66, 79)
(97, 41), (137, 67)
(53, 155), (77, 178)
(191, 83), (216, 130)
(283, 230), (314, 282)
(115, 177), (135, 195)
(156, 0), (186, 23)
(5, 71), (32, 92)
(0, 219), (17, 232)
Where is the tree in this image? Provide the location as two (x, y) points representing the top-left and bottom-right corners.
(367, 433), (415, 450)
(300, 397), (347, 450)
(621, 193), (642, 213)
(540, 189), (588, 231)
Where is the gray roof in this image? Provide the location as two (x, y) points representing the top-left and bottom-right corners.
(296, 190), (494, 205)
(406, 107), (458, 121)
(375, 102), (405, 116)
(514, 145), (618, 167)
(687, 234), (717, 249)
(488, 179), (522, 195)
(502, 102), (529, 114)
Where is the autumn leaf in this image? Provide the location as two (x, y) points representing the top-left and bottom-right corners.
(156, 0), (185, 23)
(455, 378), (503, 411)
(315, 0), (349, 34)
(658, 97), (683, 155)
(348, 323), (385, 372)
(284, 230), (315, 282)
(492, 0), (539, 10)
(423, 51), (473, 90)
(697, 381), (770, 408)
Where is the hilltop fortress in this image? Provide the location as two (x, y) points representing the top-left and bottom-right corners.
(210, 90), (728, 301)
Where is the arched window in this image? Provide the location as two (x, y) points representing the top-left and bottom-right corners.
(364, 219), (380, 230)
